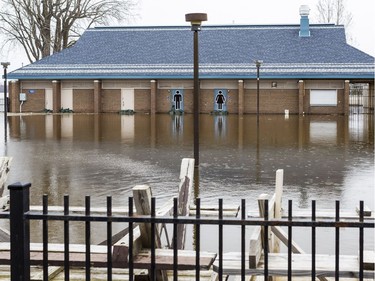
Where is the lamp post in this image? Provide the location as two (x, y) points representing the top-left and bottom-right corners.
(255, 60), (262, 121)
(255, 60), (262, 182)
(185, 13), (207, 167)
(1, 62), (10, 141)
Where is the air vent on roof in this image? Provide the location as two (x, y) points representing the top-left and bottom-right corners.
(299, 5), (310, 37)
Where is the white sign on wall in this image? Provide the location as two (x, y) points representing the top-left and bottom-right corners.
(310, 90), (337, 106)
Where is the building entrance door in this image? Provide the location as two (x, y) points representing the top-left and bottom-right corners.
(61, 89), (73, 110)
(121, 89), (135, 111)
(45, 89), (53, 111)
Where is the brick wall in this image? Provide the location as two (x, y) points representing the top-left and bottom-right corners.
(73, 89), (94, 113)
(183, 90), (193, 113)
(156, 90), (170, 112)
(227, 89), (239, 113)
(200, 89), (212, 113)
(102, 89), (120, 112)
(261, 89), (299, 114)
(134, 89), (150, 113)
(244, 91), (257, 113)
(21, 90), (45, 112)
(243, 89), (299, 114)
(10, 79), (353, 115)
(9, 81), (21, 113)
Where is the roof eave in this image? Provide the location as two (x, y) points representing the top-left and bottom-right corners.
(7, 74), (375, 80)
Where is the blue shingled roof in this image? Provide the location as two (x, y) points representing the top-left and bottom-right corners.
(8, 24), (374, 79)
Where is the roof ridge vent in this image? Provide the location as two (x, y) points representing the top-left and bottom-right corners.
(299, 5), (310, 37)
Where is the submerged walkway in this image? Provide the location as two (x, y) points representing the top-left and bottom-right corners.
(0, 160), (373, 280)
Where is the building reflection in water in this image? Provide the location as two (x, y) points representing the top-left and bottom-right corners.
(61, 114), (73, 139)
(309, 121), (337, 144)
(121, 115), (135, 143)
(3, 113), (373, 248)
(214, 115), (227, 139)
(5, 113), (374, 211)
(171, 114), (183, 138)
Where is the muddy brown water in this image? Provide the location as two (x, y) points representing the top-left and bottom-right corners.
(0, 113), (373, 253)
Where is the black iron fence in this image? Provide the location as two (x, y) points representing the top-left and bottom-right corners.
(350, 83), (374, 113)
(0, 182), (374, 281)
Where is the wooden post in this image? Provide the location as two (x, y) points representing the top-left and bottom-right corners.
(273, 169), (283, 253)
(274, 169), (283, 219)
(132, 185), (167, 281)
(176, 158), (195, 249)
(133, 185), (158, 248)
(0, 157), (12, 197)
(112, 225), (142, 267)
(268, 170), (331, 281)
(249, 226), (262, 268)
(257, 194), (274, 251)
(257, 193), (275, 281)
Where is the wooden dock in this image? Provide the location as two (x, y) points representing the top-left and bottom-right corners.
(213, 169), (374, 280)
(0, 157), (11, 201)
(0, 158), (220, 280)
(0, 161), (374, 280)
(0, 157), (11, 243)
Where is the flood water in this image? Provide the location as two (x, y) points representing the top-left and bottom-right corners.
(0, 112), (374, 253)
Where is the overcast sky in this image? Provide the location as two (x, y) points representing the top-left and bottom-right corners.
(1, 0), (374, 72)
(132, 0), (374, 55)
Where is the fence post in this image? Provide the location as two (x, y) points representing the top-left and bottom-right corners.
(8, 182), (31, 281)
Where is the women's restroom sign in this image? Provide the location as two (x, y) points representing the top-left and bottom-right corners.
(214, 89), (227, 111)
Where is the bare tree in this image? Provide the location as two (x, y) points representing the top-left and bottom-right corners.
(0, 0), (137, 62)
(315, 0), (353, 27)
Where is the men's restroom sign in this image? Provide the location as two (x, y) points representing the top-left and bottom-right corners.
(172, 89), (184, 111)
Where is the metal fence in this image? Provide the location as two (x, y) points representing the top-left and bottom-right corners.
(350, 84), (374, 112)
(0, 182), (374, 281)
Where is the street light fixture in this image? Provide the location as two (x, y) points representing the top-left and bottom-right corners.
(185, 13), (207, 167)
(1, 62), (10, 141)
(255, 60), (263, 121)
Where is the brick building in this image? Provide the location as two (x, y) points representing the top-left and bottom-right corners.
(7, 6), (374, 115)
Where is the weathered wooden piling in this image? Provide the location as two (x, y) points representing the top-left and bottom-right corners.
(213, 169), (374, 280)
(0, 157), (11, 243)
(0, 161), (373, 280)
(0, 157), (11, 194)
